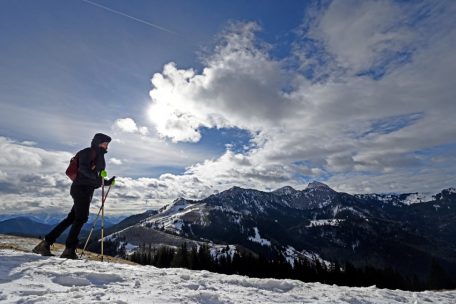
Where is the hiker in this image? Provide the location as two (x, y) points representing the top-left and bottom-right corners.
(33, 133), (115, 259)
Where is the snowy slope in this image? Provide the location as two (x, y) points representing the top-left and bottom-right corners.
(1, 249), (455, 304)
(354, 192), (436, 206)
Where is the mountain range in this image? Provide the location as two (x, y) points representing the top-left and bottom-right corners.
(101, 181), (456, 280)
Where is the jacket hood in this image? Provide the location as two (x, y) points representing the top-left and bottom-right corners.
(91, 133), (112, 149)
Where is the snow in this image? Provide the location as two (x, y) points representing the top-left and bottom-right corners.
(332, 206), (366, 218)
(209, 245), (237, 260)
(306, 219), (345, 228)
(332, 205), (340, 217)
(341, 206), (367, 218)
(1, 249), (455, 303)
(401, 193), (434, 205)
(142, 200), (202, 234)
(120, 242), (138, 255)
(248, 227), (271, 246)
(300, 249), (332, 268)
(161, 197), (189, 214)
(356, 192), (435, 206)
(107, 238), (139, 256)
(173, 218), (184, 231)
(281, 246), (333, 269)
(283, 246), (297, 267)
(232, 215), (242, 225)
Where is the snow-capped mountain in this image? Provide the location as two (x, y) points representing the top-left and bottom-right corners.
(103, 182), (456, 280)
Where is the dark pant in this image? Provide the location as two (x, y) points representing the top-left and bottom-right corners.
(45, 184), (95, 250)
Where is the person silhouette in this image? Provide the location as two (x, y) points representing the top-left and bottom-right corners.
(32, 133), (115, 259)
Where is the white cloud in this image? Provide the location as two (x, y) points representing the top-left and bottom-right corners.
(20, 141), (37, 146)
(0, 137), (72, 174)
(138, 126), (149, 136)
(113, 118), (149, 135)
(147, 22), (290, 143)
(115, 118), (138, 133)
(312, 0), (414, 73)
(109, 158), (123, 165)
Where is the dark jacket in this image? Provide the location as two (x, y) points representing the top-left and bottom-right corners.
(73, 133), (113, 189)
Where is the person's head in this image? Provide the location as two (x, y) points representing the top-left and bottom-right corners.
(91, 133), (112, 151)
(99, 142), (109, 151)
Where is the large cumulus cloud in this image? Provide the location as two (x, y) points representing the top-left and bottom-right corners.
(145, 0), (456, 195)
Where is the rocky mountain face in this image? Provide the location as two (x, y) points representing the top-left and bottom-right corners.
(104, 183), (456, 279)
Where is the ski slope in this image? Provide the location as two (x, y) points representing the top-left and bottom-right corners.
(1, 249), (455, 303)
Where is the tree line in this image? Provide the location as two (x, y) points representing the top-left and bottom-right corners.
(124, 242), (455, 291)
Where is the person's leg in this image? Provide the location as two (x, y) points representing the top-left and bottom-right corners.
(34, 185), (77, 255)
(65, 185), (93, 250)
(44, 207), (75, 245)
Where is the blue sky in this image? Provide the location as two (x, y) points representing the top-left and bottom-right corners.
(0, 0), (307, 153)
(1, 0), (456, 215)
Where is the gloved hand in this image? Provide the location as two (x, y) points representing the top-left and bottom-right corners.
(105, 176), (116, 186)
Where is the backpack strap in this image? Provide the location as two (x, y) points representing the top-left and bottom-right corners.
(89, 148), (97, 161)
(89, 148), (97, 169)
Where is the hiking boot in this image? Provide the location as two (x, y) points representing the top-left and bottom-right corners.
(32, 240), (53, 256)
(60, 247), (78, 260)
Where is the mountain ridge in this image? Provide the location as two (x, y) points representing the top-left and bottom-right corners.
(101, 181), (456, 281)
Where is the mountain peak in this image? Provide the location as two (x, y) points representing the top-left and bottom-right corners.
(434, 187), (456, 201)
(272, 186), (297, 195)
(306, 181), (333, 191)
(172, 197), (188, 204)
(159, 197), (188, 214)
(222, 186), (257, 194)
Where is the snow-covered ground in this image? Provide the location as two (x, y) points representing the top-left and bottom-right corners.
(1, 249), (455, 303)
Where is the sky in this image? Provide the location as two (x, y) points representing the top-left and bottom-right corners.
(1, 0), (455, 216)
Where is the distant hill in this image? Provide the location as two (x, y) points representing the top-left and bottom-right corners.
(0, 212), (127, 241)
(0, 217), (53, 237)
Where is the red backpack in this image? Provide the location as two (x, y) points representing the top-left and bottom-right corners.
(66, 148), (97, 181)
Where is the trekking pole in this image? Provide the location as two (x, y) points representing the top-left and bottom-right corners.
(79, 183), (112, 258)
(101, 178), (105, 262)
(100, 170), (107, 262)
